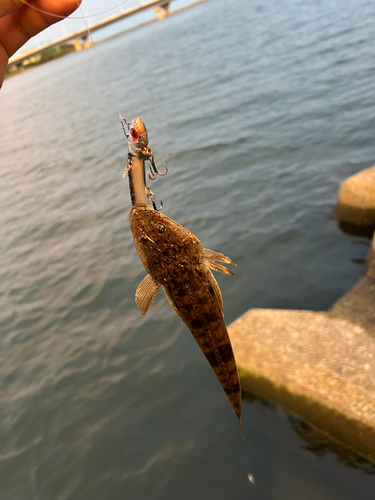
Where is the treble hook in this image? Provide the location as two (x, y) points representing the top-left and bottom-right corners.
(152, 199), (163, 211)
(147, 155), (168, 181)
(148, 161), (157, 181)
(146, 186), (163, 211)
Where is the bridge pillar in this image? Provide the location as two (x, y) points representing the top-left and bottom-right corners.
(82, 35), (93, 49)
(71, 39), (83, 52)
(71, 36), (92, 52)
(155, 2), (170, 20)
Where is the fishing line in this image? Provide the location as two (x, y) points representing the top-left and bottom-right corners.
(19, 1), (136, 146)
(71, 0), (128, 123)
(238, 444), (256, 487)
(19, 0), (131, 20)
(22, 0), (131, 120)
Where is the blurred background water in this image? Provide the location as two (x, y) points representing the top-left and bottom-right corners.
(1, 0), (375, 498)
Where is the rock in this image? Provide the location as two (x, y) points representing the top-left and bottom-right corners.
(335, 165), (375, 227)
(229, 234), (375, 462)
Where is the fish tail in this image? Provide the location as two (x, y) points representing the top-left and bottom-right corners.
(225, 378), (243, 438)
(203, 340), (242, 433)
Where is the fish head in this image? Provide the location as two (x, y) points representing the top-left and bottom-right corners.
(130, 208), (202, 278)
(128, 117), (152, 159)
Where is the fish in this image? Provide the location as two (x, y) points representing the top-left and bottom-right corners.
(122, 116), (243, 435)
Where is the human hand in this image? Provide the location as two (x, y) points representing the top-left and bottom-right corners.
(0, 0), (82, 87)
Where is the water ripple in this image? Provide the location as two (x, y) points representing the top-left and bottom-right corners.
(1, 0), (375, 498)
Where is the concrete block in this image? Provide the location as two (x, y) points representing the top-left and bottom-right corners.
(335, 165), (375, 227)
(229, 243), (375, 461)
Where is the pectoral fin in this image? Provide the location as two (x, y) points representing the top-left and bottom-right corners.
(135, 274), (160, 314)
(204, 260), (234, 276)
(202, 248), (236, 275)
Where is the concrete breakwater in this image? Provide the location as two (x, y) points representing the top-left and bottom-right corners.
(230, 167), (375, 462)
(335, 165), (375, 227)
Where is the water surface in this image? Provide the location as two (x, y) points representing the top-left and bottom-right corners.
(1, 0), (375, 498)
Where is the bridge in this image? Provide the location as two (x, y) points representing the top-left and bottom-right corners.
(8, 0), (172, 66)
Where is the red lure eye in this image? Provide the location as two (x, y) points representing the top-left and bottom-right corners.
(130, 128), (138, 141)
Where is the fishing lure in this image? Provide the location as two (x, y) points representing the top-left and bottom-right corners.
(122, 116), (243, 435)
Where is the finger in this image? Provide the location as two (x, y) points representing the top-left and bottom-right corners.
(0, 0), (82, 58)
(32, 0), (82, 23)
(0, 1), (25, 19)
(0, 44), (8, 80)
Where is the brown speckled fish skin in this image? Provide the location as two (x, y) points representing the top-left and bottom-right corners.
(130, 205), (242, 430)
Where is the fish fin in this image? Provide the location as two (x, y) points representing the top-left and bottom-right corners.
(203, 260), (235, 276)
(202, 248), (236, 266)
(162, 286), (184, 320)
(135, 274), (159, 315)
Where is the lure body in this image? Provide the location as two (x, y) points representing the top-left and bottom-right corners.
(123, 117), (242, 433)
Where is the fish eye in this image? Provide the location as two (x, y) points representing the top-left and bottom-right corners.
(130, 128), (138, 140)
(157, 224), (165, 233)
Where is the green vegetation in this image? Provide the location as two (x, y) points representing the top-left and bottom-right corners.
(5, 44), (76, 80)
